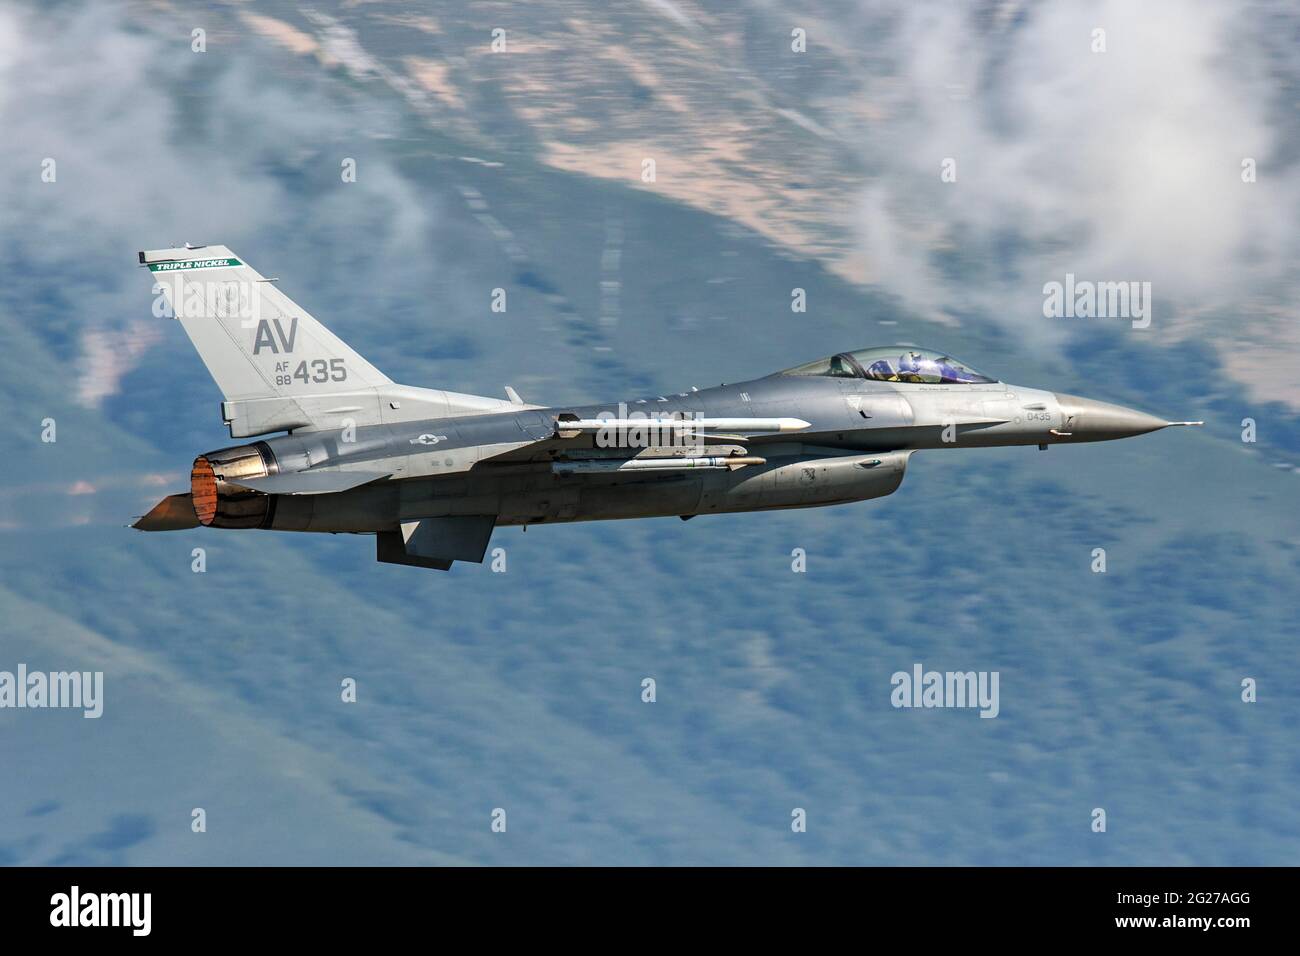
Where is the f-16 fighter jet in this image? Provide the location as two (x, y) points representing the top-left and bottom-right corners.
(133, 246), (1201, 570)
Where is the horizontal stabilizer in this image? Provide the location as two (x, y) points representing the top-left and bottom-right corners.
(229, 471), (390, 495)
(132, 493), (200, 531)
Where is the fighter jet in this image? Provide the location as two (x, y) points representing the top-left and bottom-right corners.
(133, 246), (1201, 570)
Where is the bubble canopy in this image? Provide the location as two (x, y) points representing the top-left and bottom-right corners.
(778, 347), (996, 385)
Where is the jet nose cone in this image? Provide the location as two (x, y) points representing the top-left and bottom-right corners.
(1054, 393), (1170, 441)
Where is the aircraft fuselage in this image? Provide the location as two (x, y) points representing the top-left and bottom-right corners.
(190, 372), (1176, 539)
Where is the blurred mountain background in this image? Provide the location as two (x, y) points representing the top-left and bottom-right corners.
(1, 0), (1297, 865)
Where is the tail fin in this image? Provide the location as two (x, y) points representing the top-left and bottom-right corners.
(142, 245), (395, 435)
(143, 244), (520, 437)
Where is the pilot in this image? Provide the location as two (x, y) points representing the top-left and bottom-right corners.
(897, 351), (933, 382)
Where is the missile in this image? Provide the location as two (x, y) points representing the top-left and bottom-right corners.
(553, 417), (810, 435)
(552, 456), (767, 475)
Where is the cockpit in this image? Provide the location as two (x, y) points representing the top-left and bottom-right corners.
(778, 347), (996, 385)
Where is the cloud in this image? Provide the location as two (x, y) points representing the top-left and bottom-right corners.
(76, 320), (164, 408)
(854, 0), (1300, 353)
(0, 1), (433, 406)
